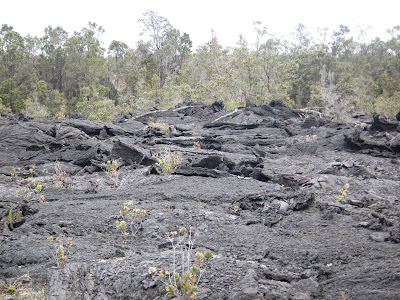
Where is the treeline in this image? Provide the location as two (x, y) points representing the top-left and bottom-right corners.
(1, 11), (400, 121)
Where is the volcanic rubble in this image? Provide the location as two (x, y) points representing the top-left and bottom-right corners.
(0, 101), (399, 299)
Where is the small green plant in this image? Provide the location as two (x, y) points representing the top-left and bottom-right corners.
(152, 227), (213, 300)
(115, 201), (147, 236)
(53, 162), (71, 188)
(101, 160), (120, 187)
(47, 236), (73, 267)
(10, 166), (21, 184)
(4, 274), (32, 296)
(336, 183), (349, 201)
(8, 284), (16, 294)
(7, 209), (23, 231)
(16, 177), (44, 201)
(154, 147), (183, 175)
(28, 165), (36, 176)
(8, 209), (22, 223)
(105, 160), (118, 173)
(12, 166), (44, 201)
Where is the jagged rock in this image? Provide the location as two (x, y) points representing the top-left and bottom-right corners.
(192, 155), (224, 169)
(111, 137), (155, 166)
(371, 114), (400, 132)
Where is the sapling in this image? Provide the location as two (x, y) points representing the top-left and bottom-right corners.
(101, 160), (120, 187)
(6, 274), (31, 295)
(115, 202), (147, 236)
(154, 147), (183, 175)
(153, 227), (213, 300)
(53, 162), (70, 188)
(47, 236), (73, 267)
(336, 183), (349, 201)
(14, 172), (44, 202)
(10, 166), (21, 184)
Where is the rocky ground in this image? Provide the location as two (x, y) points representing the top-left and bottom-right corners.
(0, 101), (399, 300)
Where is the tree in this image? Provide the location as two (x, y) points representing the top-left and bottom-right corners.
(38, 26), (68, 91)
(63, 22), (107, 107)
(259, 38), (281, 95)
(0, 24), (28, 111)
(253, 21), (267, 50)
(139, 11), (192, 89)
(291, 23), (311, 53)
(331, 25), (355, 58)
(108, 40), (128, 69)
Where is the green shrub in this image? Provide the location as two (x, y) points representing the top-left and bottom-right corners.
(14, 170), (45, 202)
(53, 162), (71, 188)
(374, 92), (400, 116)
(24, 98), (49, 119)
(151, 227), (213, 300)
(0, 98), (11, 114)
(46, 236), (73, 267)
(336, 183), (349, 201)
(115, 201), (147, 236)
(154, 147), (183, 175)
(76, 97), (121, 122)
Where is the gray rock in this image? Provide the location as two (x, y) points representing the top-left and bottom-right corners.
(1, 103), (400, 300)
(369, 232), (391, 242)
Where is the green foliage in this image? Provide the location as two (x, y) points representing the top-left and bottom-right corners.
(46, 236), (72, 267)
(8, 209), (13, 223)
(1, 20), (400, 117)
(153, 227), (213, 300)
(14, 172), (44, 202)
(48, 90), (67, 115)
(336, 183), (349, 201)
(105, 160), (119, 173)
(8, 284), (16, 294)
(224, 100), (244, 110)
(53, 162), (71, 188)
(2, 274), (42, 299)
(76, 93), (121, 122)
(115, 202), (147, 236)
(0, 98), (11, 114)
(154, 147), (183, 175)
(374, 92), (400, 116)
(36, 184), (43, 192)
(24, 98), (49, 119)
(7, 209), (22, 224)
(56, 245), (66, 266)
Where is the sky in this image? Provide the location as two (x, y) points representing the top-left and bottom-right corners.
(2, 0), (400, 49)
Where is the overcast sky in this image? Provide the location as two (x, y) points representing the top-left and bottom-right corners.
(2, 0), (400, 49)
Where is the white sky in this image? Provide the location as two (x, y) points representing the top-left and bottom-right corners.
(2, 0), (400, 49)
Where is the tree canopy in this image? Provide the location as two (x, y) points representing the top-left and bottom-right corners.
(1, 11), (399, 120)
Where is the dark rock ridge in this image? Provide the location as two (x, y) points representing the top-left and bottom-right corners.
(0, 102), (399, 299)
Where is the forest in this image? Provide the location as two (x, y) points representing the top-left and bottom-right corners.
(1, 10), (400, 121)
